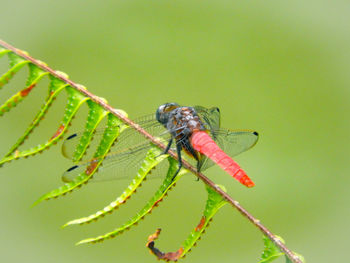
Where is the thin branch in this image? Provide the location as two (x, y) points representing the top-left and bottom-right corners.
(0, 39), (302, 263)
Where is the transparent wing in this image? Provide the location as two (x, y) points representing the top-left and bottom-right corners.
(199, 129), (259, 171)
(62, 106), (219, 163)
(62, 143), (153, 183)
(60, 109), (202, 183)
(213, 129), (259, 156)
(62, 124), (173, 183)
(61, 113), (163, 162)
(194, 105), (221, 131)
(194, 106), (258, 171)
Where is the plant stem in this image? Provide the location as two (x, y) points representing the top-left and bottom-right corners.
(0, 39), (302, 263)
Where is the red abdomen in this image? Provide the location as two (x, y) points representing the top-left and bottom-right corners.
(190, 131), (254, 188)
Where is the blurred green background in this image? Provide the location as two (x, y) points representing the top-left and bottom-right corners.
(1, 0), (349, 262)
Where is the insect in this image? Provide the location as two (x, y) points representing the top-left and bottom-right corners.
(62, 103), (258, 187)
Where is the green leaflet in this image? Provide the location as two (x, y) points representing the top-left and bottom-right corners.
(33, 113), (126, 205)
(3, 75), (68, 158)
(180, 184), (228, 258)
(0, 48), (10, 59)
(0, 64), (49, 116)
(259, 235), (284, 263)
(76, 156), (188, 245)
(145, 183), (228, 261)
(259, 235), (305, 263)
(0, 86), (88, 166)
(70, 100), (109, 162)
(0, 52), (30, 89)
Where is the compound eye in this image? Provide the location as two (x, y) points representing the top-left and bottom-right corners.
(158, 104), (166, 113)
(156, 103), (179, 124)
(164, 102), (179, 112)
(156, 104), (171, 123)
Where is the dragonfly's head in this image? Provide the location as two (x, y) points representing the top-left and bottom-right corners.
(156, 103), (179, 125)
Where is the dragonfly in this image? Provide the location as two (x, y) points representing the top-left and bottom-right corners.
(62, 103), (258, 187)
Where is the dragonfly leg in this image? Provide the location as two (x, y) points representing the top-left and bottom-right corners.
(181, 140), (200, 181)
(155, 138), (173, 158)
(162, 137), (173, 155)
(171, 143), (183, 181)
(195, 162), (201, 181)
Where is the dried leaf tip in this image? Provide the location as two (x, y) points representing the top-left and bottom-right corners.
(146, 229), (184, 262)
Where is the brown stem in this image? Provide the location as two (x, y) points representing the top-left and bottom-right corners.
(0, 39), (302, 263)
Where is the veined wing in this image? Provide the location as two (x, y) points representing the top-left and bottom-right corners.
(62, 123), (173, 183)
(61, 114), (202, 183)
(62, 106), (219, 163)
(194, 105), (258, 170)
(198, 129), (258, 171)
(194, 106), (221, 132)
(61, 113), (163, 162)
(212, 129), (259, 157)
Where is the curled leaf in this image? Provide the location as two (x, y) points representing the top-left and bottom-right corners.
(146, 184), (228, 261)
(146, 229), (183, 261)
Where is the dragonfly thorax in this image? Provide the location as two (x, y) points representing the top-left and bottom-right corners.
(169, 107), (206, 137)
(156, 103), (207, 140)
